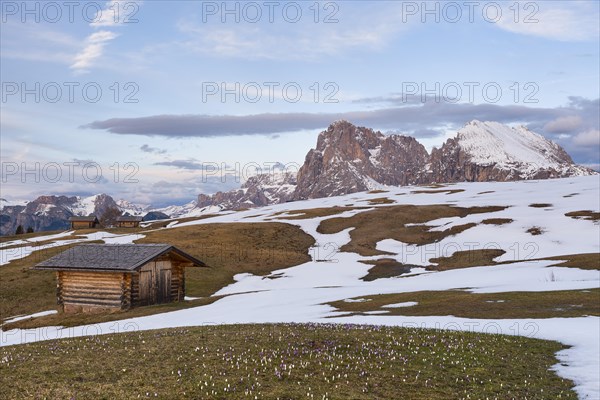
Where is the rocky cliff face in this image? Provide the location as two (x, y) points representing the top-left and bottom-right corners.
(197, 172), (297, 210)
(194, 119), (595, 207)
(293, 121), (430, 200)
(294, 120), (596, 199)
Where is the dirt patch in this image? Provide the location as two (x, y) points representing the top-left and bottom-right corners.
(143, 215), (220, 229)
(367, 189), (389, 194)
(272, 206), (368, 220)
(477, 191), (495, 195)
(527, 227), (544, 235)
(565, 210), (600, 222)
(359, 258), (414, 281)
(361, 197), (395, 205)
(542, 253), (600, 270)
(429, 249), (506, 271)
(529, 203), (553, 208)
(411, 189), (465, 195)
(481, 218), (513, 225)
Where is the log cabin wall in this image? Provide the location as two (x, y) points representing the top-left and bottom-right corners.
(71, 221), (95, 229)
(117, 221), (140, 228)
(59, 271), (126, 313)
(171, 261), (186, 301)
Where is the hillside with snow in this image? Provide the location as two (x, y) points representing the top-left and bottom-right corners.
(1, 175), (599, 398)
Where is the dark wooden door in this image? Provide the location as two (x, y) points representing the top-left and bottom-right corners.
(158, 269), (171, 303)
(139, 270), (153, 305)
(138, 261), (172, 306)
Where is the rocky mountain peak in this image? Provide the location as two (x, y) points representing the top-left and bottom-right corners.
(0, 193), (124, 235)
(293, 122), (429, 200)
(317, 121), (383, 153)
(429, 120), (592, 182)
(197, 171), (297, 211)
(3, 120), (595, 234)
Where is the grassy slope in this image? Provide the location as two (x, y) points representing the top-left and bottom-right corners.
(0, 243), (100, 320)
(0, 324), (577, 400)
(136, 222), (315, 297)
(2, 222), (314, 330)
(329, 289), (600, 319)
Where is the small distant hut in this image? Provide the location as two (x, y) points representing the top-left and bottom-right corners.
(69, 216), (99, 229)
(33, 244), (207, 313)
(116, 215), (143, 228)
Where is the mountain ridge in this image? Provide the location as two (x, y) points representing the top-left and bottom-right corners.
(1, 120), (595, 234)
(198, 119), (595, 205)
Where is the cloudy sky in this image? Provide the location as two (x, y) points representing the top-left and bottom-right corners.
(1, 0), (599, 206)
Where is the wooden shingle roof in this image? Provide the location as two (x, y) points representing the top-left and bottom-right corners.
(33, 244), (207, 272)
(116, 216), (143, 222)
(69, 216), (98, 222)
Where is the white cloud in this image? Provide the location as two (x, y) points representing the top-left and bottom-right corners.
(70, 31), (119, 72)
(176, 4), (409, 60)
(496, 1), (600, 41)
(544, 116), (583, 133)
(70, 1), (142, 72)
(573, 129), (600, 146)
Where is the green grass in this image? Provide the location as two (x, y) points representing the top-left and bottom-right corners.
(329, 289), (600, 319)
(0, 229), (66, 242)
(0, 242), (102, 321)
(317, 205), (507, 256)
(0, 324), (577, 399)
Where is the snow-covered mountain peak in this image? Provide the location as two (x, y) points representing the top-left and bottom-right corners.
(456, 120), (572, 169)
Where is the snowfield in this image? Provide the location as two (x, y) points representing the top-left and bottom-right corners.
(1, 176), (599, 399)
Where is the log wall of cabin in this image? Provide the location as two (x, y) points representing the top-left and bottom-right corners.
(118, 221), (140, 228)
(59, 271), (127, 313)
(171, 261), (185, 301)
(71, 221), (95, 229)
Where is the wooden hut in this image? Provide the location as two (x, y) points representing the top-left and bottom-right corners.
(69, 216), (99, 229)
(116, 215), (143, 228)
(33, 244), (207, 313)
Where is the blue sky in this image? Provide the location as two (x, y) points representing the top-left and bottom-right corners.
(1, 0), (599, 206)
